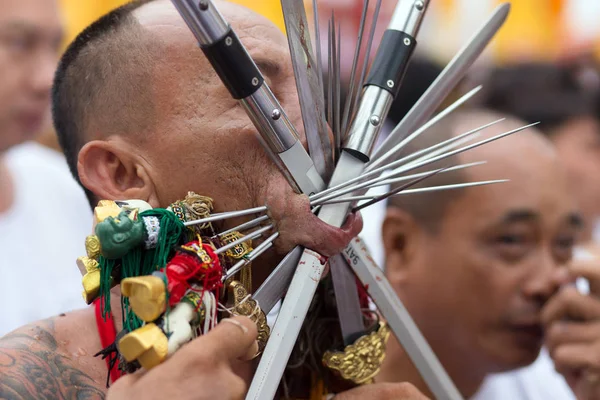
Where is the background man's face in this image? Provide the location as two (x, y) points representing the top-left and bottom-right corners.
(551, 116), (600, 235)
(0, 0), (62, 152)
(397, 133), (580, 372)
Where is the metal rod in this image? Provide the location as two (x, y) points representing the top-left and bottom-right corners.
(318, 179), (510, 205)
(183, 206), (268, 226)
(352, 165), (448, 212)
(311, 118), (504, 202)
(370, 3), (511, 166)
(369, 85), (483, 169)
(218, 215), (269, 237)
(214, 225), (273, 255)
(311, 161), (486, 206)
(223, 232), (278, 280)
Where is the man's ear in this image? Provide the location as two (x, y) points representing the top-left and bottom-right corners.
(78, 138), (159, 206)
(381, 207), (422, 285)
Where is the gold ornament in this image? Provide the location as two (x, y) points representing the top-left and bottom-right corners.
(121, 276), (167, 322)
(221, 231), (253, 259)
(119, 323), (169, 370)
(228, 280), (270, 354)
(78, 256), (101, 304)
(322, 322), (391, 385)
(85, 235), (101, 259)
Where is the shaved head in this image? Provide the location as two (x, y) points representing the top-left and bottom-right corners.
(387, 109), (556, 231)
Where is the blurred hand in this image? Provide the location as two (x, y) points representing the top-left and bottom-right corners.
(330, 382), (430, 399)
(542, 258), (600, 400)
(107, 316), (259, 400)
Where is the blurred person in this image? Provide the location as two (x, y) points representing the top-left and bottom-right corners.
(0, 1), (428, 398)
(376, 110), (583, 399)
(476, 62), (600, 245)
(0, 0), (90, 335)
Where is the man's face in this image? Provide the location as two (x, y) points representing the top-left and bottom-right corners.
(124, 2), (361, 279)
(394, 133), (581, 372)
(550, 116), (600, 235)
(0, 0), (62, 152)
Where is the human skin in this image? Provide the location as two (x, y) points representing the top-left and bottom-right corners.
(377, 113), (581, 397)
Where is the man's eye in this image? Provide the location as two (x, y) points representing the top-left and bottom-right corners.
(7, 36), (34, 53)
(497, 234), (525, 245)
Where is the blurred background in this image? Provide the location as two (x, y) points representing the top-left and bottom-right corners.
(42, 0), (600, 150)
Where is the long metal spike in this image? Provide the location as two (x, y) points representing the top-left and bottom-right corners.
(335, 22), (342, 152)
(281, 0), (332, 178)
(352, 166), (449, 212)
(370, 3), (511, 167)
(223, 232), (279, 280)
(311, 118), (504, 202)
(312, 161), (486, 206)
(354, 0), (382, 113)
(312, 0), (324, 101)
(214, 225), (273, 255)
(369, 85), (482, 169)
(218, 215), (269, 237)
(371, 122), (538, 186)
(327, 18), (333, 131)
(318, 179), (510, 206)
(183, 206), (268, 226)
(342, 0), (369, 138)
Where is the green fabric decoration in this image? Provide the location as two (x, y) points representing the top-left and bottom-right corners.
(97, 208), (186, 329)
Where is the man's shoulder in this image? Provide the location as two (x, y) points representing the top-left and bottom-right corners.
(0, 312), (106, 400)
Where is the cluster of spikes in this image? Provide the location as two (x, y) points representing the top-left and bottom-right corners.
(82, 0), (535, 399)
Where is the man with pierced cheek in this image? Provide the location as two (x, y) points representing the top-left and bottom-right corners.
(0, 1), (428, 399)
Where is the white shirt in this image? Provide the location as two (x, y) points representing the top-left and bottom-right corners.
(0, 142), (91, 336)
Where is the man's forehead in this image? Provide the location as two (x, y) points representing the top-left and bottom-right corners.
(133, 0), (284, 44)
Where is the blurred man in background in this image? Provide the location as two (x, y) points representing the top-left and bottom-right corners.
(0, 0), (90, 335)
(377, 110), (588, 399)
(477, 62), (600, 244)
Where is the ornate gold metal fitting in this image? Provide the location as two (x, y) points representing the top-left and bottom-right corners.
(78, 256), (101, 304)
(227, 280), (269, 355)
(221, 231), (253, 259)
(322, 322), (391, 385)
(85, 235), (101, 259)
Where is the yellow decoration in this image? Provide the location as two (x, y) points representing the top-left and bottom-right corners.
(119, 323), (169, 370)
(93, 200), (121, 227)
(121, 276), (167, 322)
(228, 281), (270, 354)
(322, 322), (391, 385)
(78, 256), (101, 304)
(85, 235), (101, 259)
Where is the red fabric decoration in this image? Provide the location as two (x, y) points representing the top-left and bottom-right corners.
(93, 298), (122, 383)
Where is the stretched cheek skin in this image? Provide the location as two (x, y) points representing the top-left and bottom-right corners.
(264, 180), (364, 257)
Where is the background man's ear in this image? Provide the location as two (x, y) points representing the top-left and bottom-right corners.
(78, 139), (158, 206)
(381, 207), (422, 285)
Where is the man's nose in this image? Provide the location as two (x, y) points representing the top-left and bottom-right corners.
(521, 251), (569, 304)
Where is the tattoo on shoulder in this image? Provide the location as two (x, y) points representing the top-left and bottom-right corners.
(0, 319), (105, 400)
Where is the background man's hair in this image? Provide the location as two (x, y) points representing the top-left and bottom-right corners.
(385, 113), (467, 233)
(474, 62), (600, 134)
(52, 0), (156, 208)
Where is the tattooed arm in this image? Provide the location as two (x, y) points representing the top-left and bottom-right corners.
(0, 318), (106, 400)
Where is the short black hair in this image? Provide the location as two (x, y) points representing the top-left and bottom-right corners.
(475, 62), (600, 134)
(52, 0), (156, 207)
(385, 113), (467, 233)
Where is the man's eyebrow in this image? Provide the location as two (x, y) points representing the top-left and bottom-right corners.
(499, 210), (538, 224)
(254, 58), (281, 78)
(0, 20), (63, 42)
